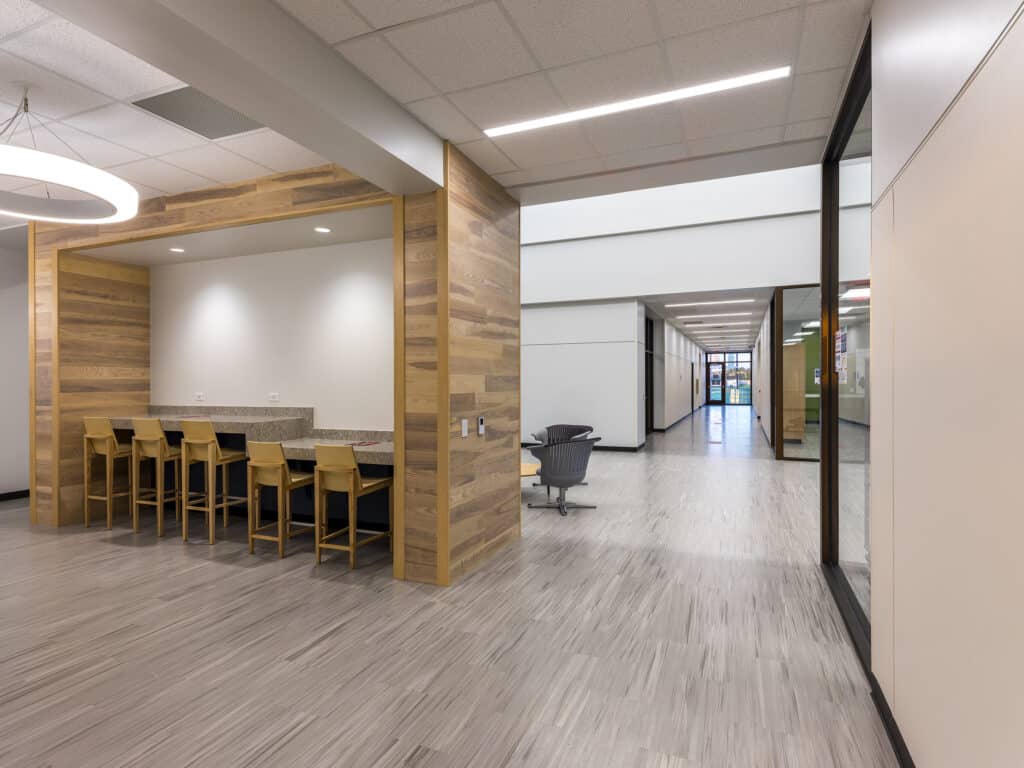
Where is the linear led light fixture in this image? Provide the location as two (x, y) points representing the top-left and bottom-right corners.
(840, 287), (871, 300)
(802, 321), (821, 328)
(683, 320), (754, 327)
(484, 66), (791, 138)
(665, 299), (756, 308)
(675, 312), (753, 320)
(795, 331), (814, 336)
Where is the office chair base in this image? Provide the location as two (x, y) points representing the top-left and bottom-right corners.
(527, 501), (597, 517)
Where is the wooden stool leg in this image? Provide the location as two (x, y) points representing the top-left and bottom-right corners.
(348, 489), (357, 570)
(247, 466), (255, 555)
(105, 451), (114, 530)
(83, 442), (90, 528)
(173, 457), (181, 522)
(131, 445), (139, 532)
(222, 462), (229, 528)
(156, 455), (165, 537)
(207, 446), (216, 545)
(314, 475), (322, 565)
(277, 483), (286, 559)
(182, 454), (190, 541)
(388, 486), (394, 553)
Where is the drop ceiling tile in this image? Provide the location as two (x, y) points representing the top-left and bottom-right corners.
(159, 144), (274, 184)
(501, 0), (658, 68)
(2, 18), (182, 100)
(455, 139), (517, 175)
(784, 117), (832, 141)
(9, 121), (144, 168)
(216, 129), (328, 172)
(582, 103), (686, 155)
(11, 181), (96, 201)
(787, 67), (847, 122)
(385, 3), (537, 92)
(603, 142), (689, 171)
(0, 51), (111, 119)
(548, 44), (669, 109)
(687, 125), (784, 157)
(653, 0), (802, 39)
(0, 0), (49, 39)
(797, 0), (868, 73)
(448, 73), (563, 131)
(682, 80), (789, 139)
(108, 158), (215, 194)
(275, 0), (371, 44)
(337, 34), (436, 103)
(65, 104), (206, 155)
(406, 96), (483, 143)
(491, 123), (595, 168)
(664, 9), (801, 86)
(348, 0), (477, 28)
(493, 155), (607, 187)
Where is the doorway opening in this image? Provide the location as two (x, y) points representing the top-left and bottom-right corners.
(706, 352), (752, 406)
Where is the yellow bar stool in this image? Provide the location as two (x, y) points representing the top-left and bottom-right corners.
(83, 416), (133, 529)
(314, 444), (393, 569)
(130, 417), (182, 536)
(180, 420), (247, 544)
(246, 441), (314, 558)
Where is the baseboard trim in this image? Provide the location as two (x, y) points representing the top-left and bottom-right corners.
(870, 675), (916, 768)
(0, 490), (29, 502)
(594, 444), (642, 453)
(653, 410), (694, 433)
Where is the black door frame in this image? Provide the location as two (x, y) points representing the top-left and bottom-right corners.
(705, 361), (725, 405)
(773, 283), (823, 463)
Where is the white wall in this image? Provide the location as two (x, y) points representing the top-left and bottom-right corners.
(871, 5), (1024, 765)
(521, 300), (643, 448)
(751, 307), (772, 445)
(659, 320), (703, 430)
(0, 245), (28, 493)
(151, 239), (393, 430)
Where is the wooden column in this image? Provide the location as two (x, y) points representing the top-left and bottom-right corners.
(396, 145), (521, 585)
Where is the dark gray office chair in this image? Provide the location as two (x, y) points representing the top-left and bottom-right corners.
(527, 437), (600, 516)
(545, 424), (593, 443)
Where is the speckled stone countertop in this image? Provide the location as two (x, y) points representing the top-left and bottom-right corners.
(281, 437), (393, 465)
(107, 408), (393, 465)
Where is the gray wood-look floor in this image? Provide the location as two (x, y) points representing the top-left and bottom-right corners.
(0, 406), (897, 767)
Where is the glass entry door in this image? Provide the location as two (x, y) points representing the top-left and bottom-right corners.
(724, 352), (752, 405)
(707, 362), (724, 405)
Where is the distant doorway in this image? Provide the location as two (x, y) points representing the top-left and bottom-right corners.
(707, 362), (724, 405)
(644, 317), (654, 434)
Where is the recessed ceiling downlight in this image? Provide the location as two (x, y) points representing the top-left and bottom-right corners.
(169, 247), (185, 253)
(314, 226), (332, 233)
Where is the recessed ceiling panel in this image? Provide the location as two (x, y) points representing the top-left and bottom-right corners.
(133, 86), (263, 140)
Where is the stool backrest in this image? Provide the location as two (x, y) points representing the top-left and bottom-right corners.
(132, 417), (168, 458)
(315, 444), (360, 493)
(181, 420), (222, 461)
(83, 416), (119, 455)
(247, 441), (287, 486)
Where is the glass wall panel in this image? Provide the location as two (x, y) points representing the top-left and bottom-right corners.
(781, 286), (822, 459)
(724, 352), (752, 404)
(837, 93), (872, 616)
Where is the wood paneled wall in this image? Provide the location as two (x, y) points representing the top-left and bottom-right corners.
(30, 164), (391, 528)
(445, 147), (521, 581)
(395, 146), (521, 585)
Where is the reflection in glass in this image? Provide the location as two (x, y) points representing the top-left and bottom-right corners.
(781, 286), (822, 460)
(837, 92), (872, 616)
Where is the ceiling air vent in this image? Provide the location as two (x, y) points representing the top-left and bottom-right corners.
(133, 87), (262, 139)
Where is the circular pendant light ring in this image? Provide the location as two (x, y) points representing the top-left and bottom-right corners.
(0, 144), (139, 225)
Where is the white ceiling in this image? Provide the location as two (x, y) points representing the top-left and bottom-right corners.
(0, 0), (329, 212)
(275, 0), (870, 194)
(644, 286), (774, 352)
(78, 204), (393, 266)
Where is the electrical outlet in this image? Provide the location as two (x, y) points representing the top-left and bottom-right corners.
(460, 418), (468, 438)
(268, 392), (280, 402)
(477, 416), (485, 436)
(193, 391), (205, 402)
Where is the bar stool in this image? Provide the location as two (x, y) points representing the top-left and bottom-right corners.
(83, 416), (133, 529)
(246, 441), (314, 558)
(314, 444), (393, 568)
(130, 417), (182, 536)
(180, 420), (247, 544)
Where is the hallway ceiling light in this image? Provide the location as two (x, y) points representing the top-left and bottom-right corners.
(840, 287), (871, 300)
(168, 247), (185, 253)
(802, 321), (821, 328)
(314, 226), (332, 233)
(675, 312), (752, 319)
(0, 89), (138, 224)
(665, 298), (756, 308)
(795, 331), (813, 336)
(484, 66), (791, 138)
(683, 320), (754, 327)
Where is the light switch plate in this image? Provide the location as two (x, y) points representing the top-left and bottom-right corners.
(193, 391), (205, 402)
(460, 418), (468, 438)
(268, 392), (280, 402)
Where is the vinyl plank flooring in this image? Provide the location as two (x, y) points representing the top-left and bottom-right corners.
(0, 405), (896, 767)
